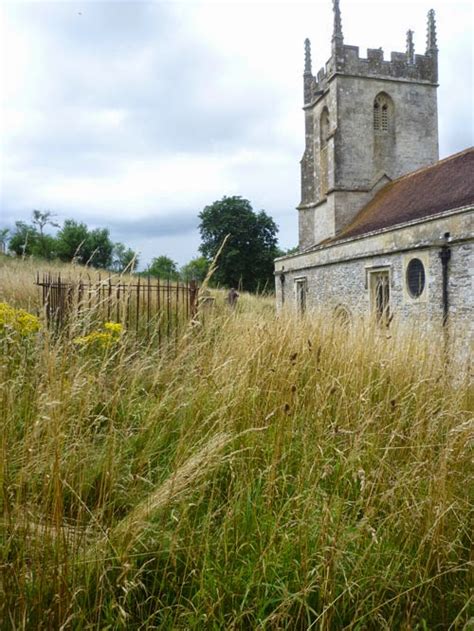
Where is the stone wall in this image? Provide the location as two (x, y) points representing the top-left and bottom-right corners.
(336, 75), (439, 185)
(298, 14), (439, 251)
(298, 69), (439, 250)
(277, 210), (473, 358)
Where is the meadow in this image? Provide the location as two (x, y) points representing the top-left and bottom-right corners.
(0, 256), (472, 629)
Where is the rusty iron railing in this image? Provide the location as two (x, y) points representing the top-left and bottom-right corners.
(35, 273), (199, 344)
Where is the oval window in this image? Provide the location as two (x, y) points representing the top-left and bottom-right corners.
(406, 258), (425, 298)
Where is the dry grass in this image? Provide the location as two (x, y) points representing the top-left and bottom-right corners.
(0, 257), (472, 629)
(0, 254), (114, 311)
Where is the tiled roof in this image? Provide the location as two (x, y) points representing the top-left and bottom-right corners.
(335, 147), (474, 241)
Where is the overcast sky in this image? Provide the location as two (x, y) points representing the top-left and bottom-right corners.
(0, 0), (472, 267)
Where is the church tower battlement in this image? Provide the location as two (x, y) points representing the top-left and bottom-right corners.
(299, 1), (439, 249)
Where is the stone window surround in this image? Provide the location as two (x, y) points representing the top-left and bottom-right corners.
(294, 276), (308, 314)
(365, 265), (391, 320)
(373, 92), (394, 133)
(402, 250), (430, 303)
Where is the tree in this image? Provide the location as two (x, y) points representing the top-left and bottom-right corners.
(198, 196), (279, 292)
(56, 220), (89, 263)
(8, 221), (39, 257)
(8, 212), (58, 259)
(56, 220), (113, 268)
(85, 228), (113, 269)
(146, 256), (179, 279)
(112, 242), (139, 273)
(180, 256), (209, 283)
(31, 210), (59, 259)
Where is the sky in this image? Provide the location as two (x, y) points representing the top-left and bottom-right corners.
(0, 0), (472, 268)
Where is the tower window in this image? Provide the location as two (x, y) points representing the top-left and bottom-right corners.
(373, 93), (393, 132)
(319, 108), (330, 196)
(320, 108), (330, 147)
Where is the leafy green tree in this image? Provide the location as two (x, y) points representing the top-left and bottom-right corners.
(180, 256), (209, 283)
(56, 220), (89, 262)
(31, 210), (59, 258)
(112, 242), (139, 273)
(8, 221), (39, 257)
(56, 220), (113, 268)
(35, 234), (57, 260)
(85, 228), (113, 268)
(198, 196), (279, 292)
(146, 255), (179, 279)
(9, 212), (58, 259)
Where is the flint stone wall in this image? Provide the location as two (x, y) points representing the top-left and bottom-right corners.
(276, 210), (473, 358)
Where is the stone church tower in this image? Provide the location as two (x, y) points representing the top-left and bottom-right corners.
(299, 1), (439, 249)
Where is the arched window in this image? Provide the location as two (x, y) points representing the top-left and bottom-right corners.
(334, 305), (352, 328)
(320, 108), (330, 147)
(319, 107), (330, 196)
(373, 93), (393, 133)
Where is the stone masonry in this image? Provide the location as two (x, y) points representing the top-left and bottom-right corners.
(275, 1), (474, 360)
(299, 2), (439, 248)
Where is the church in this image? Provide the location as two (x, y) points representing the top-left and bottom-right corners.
(275, 1), (473, 343)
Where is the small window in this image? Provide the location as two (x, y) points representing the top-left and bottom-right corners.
(406, 258), (425, 298)
(295, 279), (307, 314)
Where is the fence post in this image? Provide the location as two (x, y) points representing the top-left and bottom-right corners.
(189, 280), (198, 318)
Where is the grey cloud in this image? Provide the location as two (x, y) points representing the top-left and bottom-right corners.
(3, 1), (290, 180)
(108, 212), (199, 241)
(1, 1), (472, 269)
(0, 207), (200, 256)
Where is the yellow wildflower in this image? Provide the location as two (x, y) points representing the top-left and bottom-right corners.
(73, 322), (123, 350)
(104, 322), (123, 336)
(73, 331), (115, 349)
(0, 302), (41, 337)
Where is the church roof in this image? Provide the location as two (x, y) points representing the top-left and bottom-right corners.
(335, 147), (474, 241)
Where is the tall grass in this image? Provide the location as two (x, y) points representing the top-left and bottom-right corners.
(0, 255), (117, 312)
(0, 258), (472, 629)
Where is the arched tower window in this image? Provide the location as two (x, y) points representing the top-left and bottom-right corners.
(319, 108), (330, 196)
(320, 108), (330, 147)
(373, 93), (394, 133)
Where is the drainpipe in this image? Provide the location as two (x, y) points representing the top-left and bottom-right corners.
(439, 233), (451, 327)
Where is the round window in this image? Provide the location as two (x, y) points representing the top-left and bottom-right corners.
(406, 258), (425, 298)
